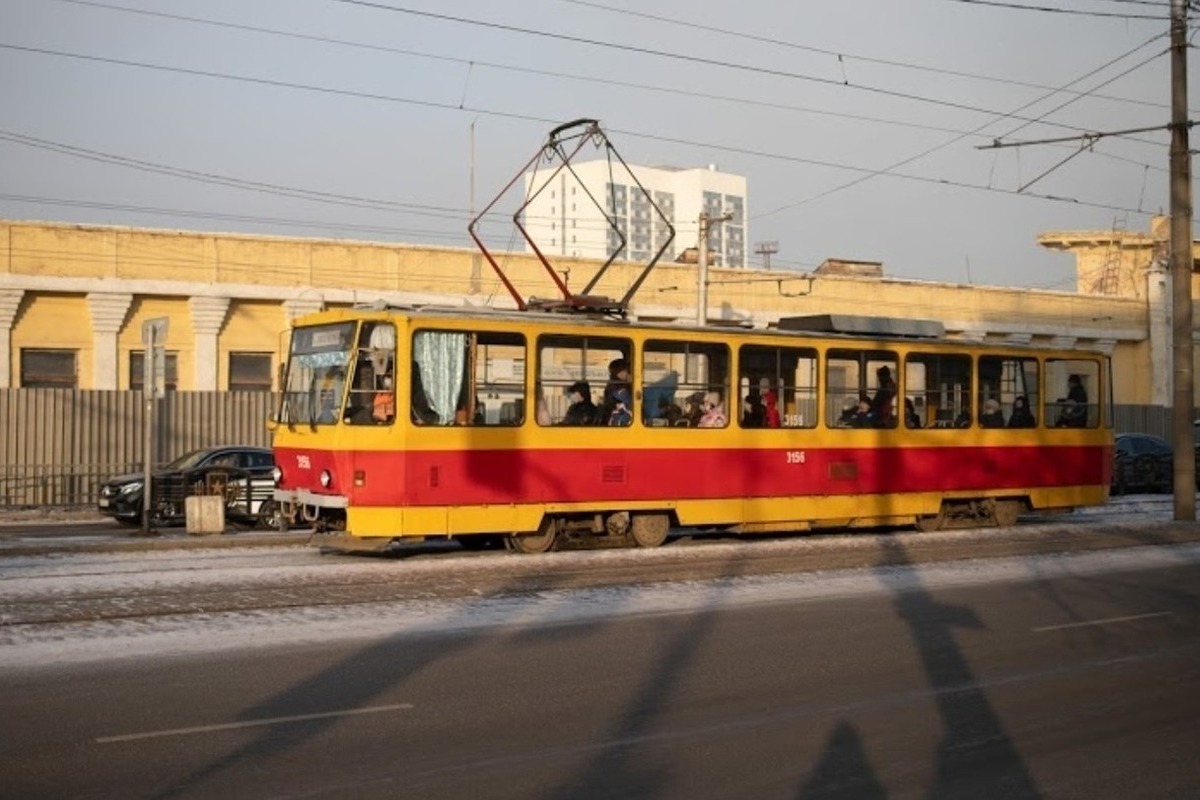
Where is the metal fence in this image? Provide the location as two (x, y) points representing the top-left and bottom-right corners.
(0, 389), (275, 508)
(0, 389), (1191, 509)
(1111, 404), (1182, 442)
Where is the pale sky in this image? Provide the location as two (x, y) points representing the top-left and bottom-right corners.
(0, 0), (1190, 290)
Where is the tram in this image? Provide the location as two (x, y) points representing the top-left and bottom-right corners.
(268, 120), (1113, 552)
(269, 305), (1112, 552)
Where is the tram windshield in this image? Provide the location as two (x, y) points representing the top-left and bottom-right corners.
(278, 322), (357, 425)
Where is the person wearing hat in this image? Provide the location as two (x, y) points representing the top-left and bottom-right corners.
(600, 357), (632, 426)
(607, 386), (633, 426)
(562, 381), (597, 426)
(980, 398), (1005, 428)
(698, 391), (727, 428)
(1008, 394), (1035, 428)
(682, 392), (705, 427)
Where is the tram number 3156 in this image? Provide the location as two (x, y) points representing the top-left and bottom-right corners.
(785, 451), (807, 464)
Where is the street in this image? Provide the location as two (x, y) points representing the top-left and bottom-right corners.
(1, 505), (1200, 798)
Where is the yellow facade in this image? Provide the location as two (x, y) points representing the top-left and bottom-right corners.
(0, 218), (1178, 402)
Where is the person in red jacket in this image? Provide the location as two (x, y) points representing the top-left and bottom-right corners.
(762, 390), (781, 428)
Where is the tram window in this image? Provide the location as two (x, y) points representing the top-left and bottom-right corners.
(473, 332), (527, 426)
(1046, 358), (1099, 428)
(904, 353), (972, 428)
(409, 329), (527, 426)
(738, 344), (817, 428)
(537, 334), (631, 426)
(826, 349), (898, 428)
(978, 355), (1039, 429)
(643, 339), (730, 428)
(346, 322), (396, 426)
(280, 321), (355, 425)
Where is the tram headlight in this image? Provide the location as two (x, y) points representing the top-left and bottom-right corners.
(271, 466), (282, 484)
(320, 469), (333, 488)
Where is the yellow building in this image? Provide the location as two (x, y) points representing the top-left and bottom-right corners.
(0, 217), (1189, 405)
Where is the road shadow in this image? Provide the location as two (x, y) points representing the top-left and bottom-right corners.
(794, 722), (887, 800)
(535, 554), (752, 799)
(144, 545), (753, 799)
(142, 562), (589, 799)
(840, 537), (1042, 800)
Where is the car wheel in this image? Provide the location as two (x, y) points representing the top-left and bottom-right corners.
(1132, 455), (1157, 493)
(255, 499), (289, 531)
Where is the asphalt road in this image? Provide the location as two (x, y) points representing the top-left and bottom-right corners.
(2, 519), (1200, 798)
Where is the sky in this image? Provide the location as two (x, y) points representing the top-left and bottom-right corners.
(0, 0), (1192, 291)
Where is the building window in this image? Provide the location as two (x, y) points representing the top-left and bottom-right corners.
(21, 349), (77, 388)
(229, 352), (273, 392)
(130, 351), (179, 392)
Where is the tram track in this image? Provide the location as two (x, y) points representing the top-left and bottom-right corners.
(3, 516), (1199, 628)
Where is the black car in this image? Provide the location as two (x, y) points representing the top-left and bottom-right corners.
(1111, 433), (1173, 495)
(98, 445), (279, 528)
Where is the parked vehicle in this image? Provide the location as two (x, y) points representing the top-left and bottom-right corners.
(1111, 433), (1173, 495)
(98, 445), (280, 528)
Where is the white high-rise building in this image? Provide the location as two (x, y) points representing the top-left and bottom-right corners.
(522, 161), (748, 267)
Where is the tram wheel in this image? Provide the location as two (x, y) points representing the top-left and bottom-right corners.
(992, 499), (1023, 527)
(629, 513), (670, 548)
(507, 520), (559, 554)
(915, 508), (945, 532)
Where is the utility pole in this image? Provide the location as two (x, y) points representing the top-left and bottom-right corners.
(469, 119), (481, 295)
(697, 211), (732, 326)
(1170, 0), (1194, 520)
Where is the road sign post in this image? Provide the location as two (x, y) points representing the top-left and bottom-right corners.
(140, 318), (169, 535)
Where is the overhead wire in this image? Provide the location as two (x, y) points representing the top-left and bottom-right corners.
(755, 34), (1172, 219)
(34, 0), (1186, 158)
(1, 0), (1187, 276)
(17, 1), (1183, 159)
(557, 0), (1172, 111)
(328, 0), (1169, 128)
(934, 0), (1168, 19)
(0, 37), (1177, 220)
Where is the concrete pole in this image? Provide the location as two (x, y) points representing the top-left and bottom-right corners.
(697, 212), (733, 326)
(469, 119), (481, 295)
(1170, 0), (1194, 520)
(697, 212), (710, 326)
(142, 326), (156, 535)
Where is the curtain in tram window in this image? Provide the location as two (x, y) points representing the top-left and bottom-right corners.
(413, 331), (466, 425)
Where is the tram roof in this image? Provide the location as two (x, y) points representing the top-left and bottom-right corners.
(776, 314), (945, 338)
(345, 302), (951, 340)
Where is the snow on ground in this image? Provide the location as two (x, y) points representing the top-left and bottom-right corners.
(2, 506), (1198, 672)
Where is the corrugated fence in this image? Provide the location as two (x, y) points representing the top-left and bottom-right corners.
(1, 389), (275, 507)
(0, 389), (1191, 508)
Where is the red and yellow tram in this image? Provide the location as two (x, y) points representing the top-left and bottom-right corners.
(269, 306), (1113, 552)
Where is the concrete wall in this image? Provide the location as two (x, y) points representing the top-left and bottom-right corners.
(0, 219), (1157, 399)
